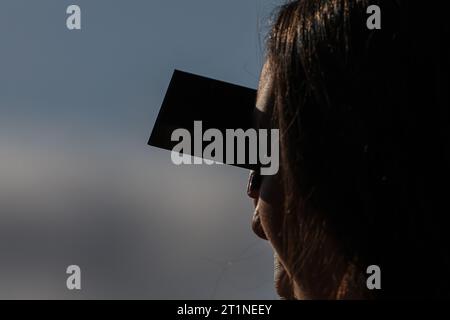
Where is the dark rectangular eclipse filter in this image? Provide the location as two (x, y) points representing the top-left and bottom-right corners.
(148, 70), (258, 170)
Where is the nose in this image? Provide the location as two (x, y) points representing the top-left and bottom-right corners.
(247, 171), (268, 240)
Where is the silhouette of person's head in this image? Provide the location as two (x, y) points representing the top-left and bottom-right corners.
(248, 0), (450, 299)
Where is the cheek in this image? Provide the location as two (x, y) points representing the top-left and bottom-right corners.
(257, 200), (306, 300)
(256, 199), (284, 258)
(257, 175), (284, 248)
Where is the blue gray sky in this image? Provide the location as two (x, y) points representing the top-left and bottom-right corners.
(0, 0), (281, 299)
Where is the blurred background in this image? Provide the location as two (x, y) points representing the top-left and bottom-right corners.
(0, 0), (280, 299)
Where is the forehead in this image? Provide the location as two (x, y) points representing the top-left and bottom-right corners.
(256, 60), (273, 114)
(255, 60), (274, 129)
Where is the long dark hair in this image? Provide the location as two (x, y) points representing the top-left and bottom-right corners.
(268, 0), (450, 298)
